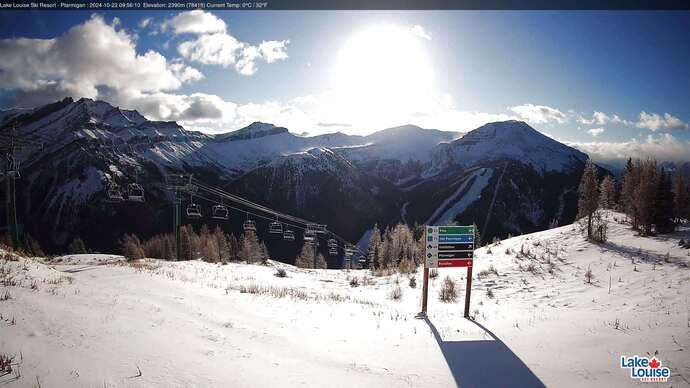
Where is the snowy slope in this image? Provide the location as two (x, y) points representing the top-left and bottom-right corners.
(1, 212), (688, 387)
(336, 125), (458, 163)
(428, 121), (588, 176)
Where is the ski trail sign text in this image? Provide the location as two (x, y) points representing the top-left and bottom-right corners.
(425, 225), (474, 268)
(420, 225), (476, 317)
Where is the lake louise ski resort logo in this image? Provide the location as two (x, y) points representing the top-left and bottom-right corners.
(620, 355), (671, 382)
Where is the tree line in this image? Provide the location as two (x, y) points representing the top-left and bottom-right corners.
(367, 222), (425, 271)
(119, 224), (269, 264)
(577, 157), (689, 241)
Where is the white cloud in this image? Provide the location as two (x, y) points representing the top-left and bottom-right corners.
(259, 40), (290, 63)
(169, 61), (204, 83)
(637, 111), (688, 131)
(587, 127), (605, 137)
(578, 111), (632, 126)
(162, 10), (227, 35)
(138, 17), (153, 29)
(173, 11), (289, 76)
(410, 25), (431, 40)
(0, 15), (200, 108)
(570, 133), (690, 163)
(508, 104), (568, 124)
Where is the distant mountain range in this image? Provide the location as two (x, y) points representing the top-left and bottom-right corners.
(2, 97), (595, 265)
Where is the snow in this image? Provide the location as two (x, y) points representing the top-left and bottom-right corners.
(1, 212), (688, 387)
(429, 121), (588, 175)
(426, 168), (494, 225)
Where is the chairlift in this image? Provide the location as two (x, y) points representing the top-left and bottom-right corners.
(327, 238), (337, 248)
(5, 155), (19, 179)
(243, 214), (256, 232)
(303, 229), (316, 241)
(283, 229), (295, 241)
(186, 193), (202, 219)
(329, 247), (338, 256)
(127, 183), (145, 202)
(186, 203), (202, 219)
(106, 183), (124, 203)
(212, 204), (229, 220)
(269, 221), (283, 234)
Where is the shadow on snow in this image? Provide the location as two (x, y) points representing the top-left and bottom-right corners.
(425, 317), (545, 388)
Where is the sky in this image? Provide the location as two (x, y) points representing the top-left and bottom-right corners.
(0, 10), (689, 163)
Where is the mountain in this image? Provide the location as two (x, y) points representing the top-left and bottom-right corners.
(401, 121), (590, 241)
(3, 98), (597, 264)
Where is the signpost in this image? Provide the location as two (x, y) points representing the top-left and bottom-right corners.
(420, 224), (476, 318)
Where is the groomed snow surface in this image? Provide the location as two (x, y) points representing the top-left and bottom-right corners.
(1, 212), (689, 387)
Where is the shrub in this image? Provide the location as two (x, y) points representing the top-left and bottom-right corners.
(398, 259), (416, 274)
(429, 268), (439, 279)
(349, 276), (360, 287)
(0, 353), (14, 375)
(486, 288), (495, 299)
(439, 276), (457, 303)
(388, 285), (402, 300)
(585, 266), (594, 284)
(408, 276), (417, 288)
(274, 268), (287, 278)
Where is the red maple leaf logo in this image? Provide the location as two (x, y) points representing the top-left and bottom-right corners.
(649, 358), (660, 369)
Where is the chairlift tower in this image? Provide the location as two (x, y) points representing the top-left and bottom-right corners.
(0, 123), (43, 249)
(165, 174), (195, 261)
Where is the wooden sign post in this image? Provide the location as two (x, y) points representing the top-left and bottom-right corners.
(420, 225), (475, 317)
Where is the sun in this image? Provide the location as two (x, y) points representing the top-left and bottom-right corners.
(331, 24), (436, 127)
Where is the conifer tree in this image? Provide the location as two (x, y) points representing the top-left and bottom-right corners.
(68, 238), (88, 254)
(315, 253), (327, 269)
(295, 243), (314, 268)
(599, 175), (616, 209)
(368, 224), (382, 269)
(654, 169), (675, 234)
(621, 158), (641, 229)
(673, 175), (690, 222)
(578, 159), (600, 239)
(635, 159), (658, 235)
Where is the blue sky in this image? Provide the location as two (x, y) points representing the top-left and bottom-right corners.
(0, 10), (689, 162)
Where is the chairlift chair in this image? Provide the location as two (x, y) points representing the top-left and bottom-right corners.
(5, 155), (19, 179)
(212, 204), (229, 220)
(327, 238), (337, 248)
(283, 229), (295, 241)
(329, 247), (338, 256)
(127, 183), (145, 202)
(303, 229), (316, 241)
(269, 221), (283, 234)
(106, 184), (124, 203)
(186, 203), (202, 219)
(243, 219), (256, 232)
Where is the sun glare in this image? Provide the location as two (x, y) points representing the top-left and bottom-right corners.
(332, 24), (436, 127)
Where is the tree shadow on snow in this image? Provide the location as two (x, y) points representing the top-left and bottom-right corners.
(425, 317), (545, 388)
(597, 240), (688, 268)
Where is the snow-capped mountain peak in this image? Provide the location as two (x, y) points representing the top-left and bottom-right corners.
(429, 120), (587, 175)
(215, 121), (290, 141)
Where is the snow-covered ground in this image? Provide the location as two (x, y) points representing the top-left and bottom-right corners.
(1, 212), (689, 387)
